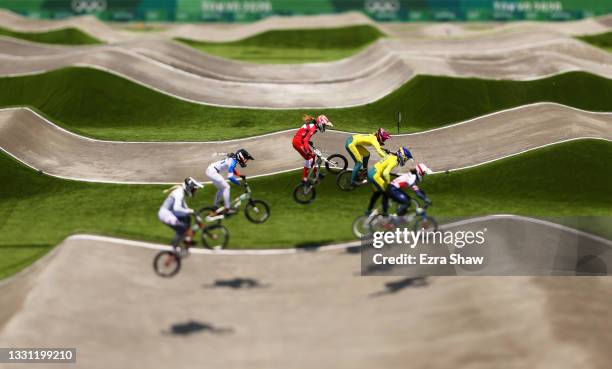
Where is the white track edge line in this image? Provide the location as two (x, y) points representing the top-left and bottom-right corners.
(2, 101), (611, 145)
(65, 214), (612, 256)
(2, 58), (612, 109)
(2, 137), (611, 184)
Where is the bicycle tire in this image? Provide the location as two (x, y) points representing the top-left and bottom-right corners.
(336, 170), (356, 192)
(201, 224), (230, 250)
(293, 183), (316, 204)
(325, 154), (348, 174)
(153, 250), (181, 278)
(244, 200), (270, 223)
(352, 215), (373, 238)
(369, 214), (396, 233)
(413, 216), (439, 233)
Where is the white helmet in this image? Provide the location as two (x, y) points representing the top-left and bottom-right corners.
(183, 177), (203, 197)
(415, 163), (433, 179)
(315, 115), (333, 132)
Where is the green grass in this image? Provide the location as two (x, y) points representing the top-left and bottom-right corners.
(578, 31), (612, 53)
(1, 68), (611, 142)
(176, 25), (385, 63)
(0, 26), (102, 45)
(1, 139), (611, 278)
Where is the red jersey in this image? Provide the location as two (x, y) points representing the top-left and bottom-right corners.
(292, 123), (317, 146)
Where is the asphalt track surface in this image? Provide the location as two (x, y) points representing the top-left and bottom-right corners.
(1, 28), (611, 107)
(1, 103), (610, 183)
(0, 215), (611, 369)
(1, 9), (611, 42)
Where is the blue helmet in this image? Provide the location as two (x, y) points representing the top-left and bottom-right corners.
(396, 146), (413, 167)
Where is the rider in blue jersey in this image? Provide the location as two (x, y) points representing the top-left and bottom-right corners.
(205, 149), (254, 214)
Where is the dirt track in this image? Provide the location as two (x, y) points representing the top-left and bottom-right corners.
(1, 104), (609, 183)
(1, 28), (611, 108)
(0, 216), (611, 369)
(1, 10), (612, 367)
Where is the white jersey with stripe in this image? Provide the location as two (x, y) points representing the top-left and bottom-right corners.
(391, 172), (420, 191)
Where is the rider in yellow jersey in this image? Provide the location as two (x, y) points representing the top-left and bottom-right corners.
(345, 128), (391, 185)
(366, 146), (413, 215)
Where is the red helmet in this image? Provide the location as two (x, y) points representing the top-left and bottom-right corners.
(315, 115), (333, 132)
(375, 128), (391, 145)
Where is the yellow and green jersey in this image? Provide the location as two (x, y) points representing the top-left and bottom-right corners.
(372, 154), (399, 189)
(347, 134), (387, 159)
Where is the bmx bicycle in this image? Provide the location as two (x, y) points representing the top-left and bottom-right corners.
(292, 146), (347, 204)
(198, 176), (270, 225)
(370, 203), (438, 233)
(352, 200), (437, 238)
(153, 214), (229, 278)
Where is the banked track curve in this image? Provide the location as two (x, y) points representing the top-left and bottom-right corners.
(1, 215), (612, 369)
(0, 103), (610, 183)
(1, 27), (612, 108)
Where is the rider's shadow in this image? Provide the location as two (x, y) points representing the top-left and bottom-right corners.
(161, 320), (234, 336)
(369, 277), (429, 297)
(203, 278), (270, 289)
(294, 240), (336, 252)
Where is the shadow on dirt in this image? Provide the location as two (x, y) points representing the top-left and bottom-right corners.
(370, 277), (429, 297)
(294, 240), (335, 252)
(203, 278), (270, 289)
(345, 245), (361, 254)
(162, 320), (234, 336)
(358, 262), (397, 275)
(575, 255), (607, 275)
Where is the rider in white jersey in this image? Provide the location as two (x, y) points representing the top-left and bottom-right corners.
(388, 163), (433, 216)
(158, 177), (203, 249)
(205, 149), (254, 214)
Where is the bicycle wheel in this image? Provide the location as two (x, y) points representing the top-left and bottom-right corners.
(201, 224), (229, 250)
(153, 250), (181, 278)
(413, 216), (439, 233)
(293, 183), (316, 204)
(325, 154), (348, 174)
(337, 170), (356, 192)
(197, 206), (221, 226)
(244, 200), (270, 223)
(352, 215), (373, 238)
(369, 214), (396, 233)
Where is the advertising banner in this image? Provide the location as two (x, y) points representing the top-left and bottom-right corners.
(0, 0), (610, 21)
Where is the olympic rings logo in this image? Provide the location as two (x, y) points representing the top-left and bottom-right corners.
(364, 0), (400, 14)
(71, 0), (107, 13)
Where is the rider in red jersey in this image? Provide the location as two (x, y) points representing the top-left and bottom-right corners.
(292, 114), (333, 182)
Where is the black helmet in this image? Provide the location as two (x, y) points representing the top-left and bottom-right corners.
(236, 149), (254, 168)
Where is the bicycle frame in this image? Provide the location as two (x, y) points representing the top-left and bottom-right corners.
(205, 180), (253, 221)
(386, 205), (429, 226)
(306, 154), (324, 184)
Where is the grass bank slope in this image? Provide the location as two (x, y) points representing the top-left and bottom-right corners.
(176, 25), (384, 63)
(1, 68), (611, 141)
(1, 139), (610, 278)
(578, 31), (612, 53)
(0, 26), (101, 45)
